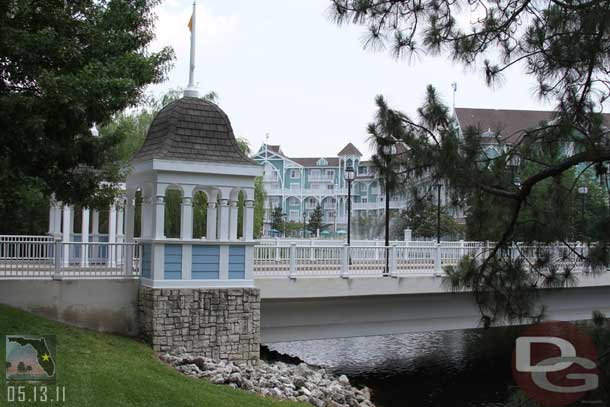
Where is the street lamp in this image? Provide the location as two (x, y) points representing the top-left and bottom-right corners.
(436, 182), (442, 244)
(507, 153), (521, 186)
(302, 211), (307, 238)
(513, 176), (522, 188)
(344, 165), (355, 246)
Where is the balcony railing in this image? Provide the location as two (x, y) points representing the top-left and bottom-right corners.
(265, 187), (348, 196)
(308, 175), (334, 183)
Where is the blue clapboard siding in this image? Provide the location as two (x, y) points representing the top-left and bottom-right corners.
(229, 246), (245, 279)
(192, 245), (220, 279)
(141, 244), (152, 278)
(164, 244), (182, 280)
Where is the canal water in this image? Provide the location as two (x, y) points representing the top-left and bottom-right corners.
(268, 327), (522, 407)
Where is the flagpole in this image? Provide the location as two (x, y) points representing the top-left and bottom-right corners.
(185, 1), (198, 97)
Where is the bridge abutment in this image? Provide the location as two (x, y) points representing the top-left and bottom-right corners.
(138, 286), (260, 363)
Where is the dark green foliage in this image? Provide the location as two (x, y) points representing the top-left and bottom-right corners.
(193, 191), (208, 238)
(164, 189), (182, 239)
(307, 205), (324, 234)
(253, 177), (266, 238)
(0, 0), (174, 217)
(0, 180), (49, 234)
(392, 198), (463, 240)
(270, 207), (286, 234)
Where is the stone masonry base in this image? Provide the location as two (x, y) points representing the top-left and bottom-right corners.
(138, 286), (260, 363)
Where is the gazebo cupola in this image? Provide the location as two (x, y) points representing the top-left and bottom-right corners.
(124, 97), (262, 288)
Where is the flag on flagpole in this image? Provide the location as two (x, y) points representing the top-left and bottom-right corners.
(188, 15), (193, 32)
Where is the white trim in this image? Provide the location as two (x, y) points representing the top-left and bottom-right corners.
(132, 159), (263, 177)
(140, 278), (255, 289)
(136, 238), (258, 245)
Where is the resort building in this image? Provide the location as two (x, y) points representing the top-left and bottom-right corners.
(253, 107), (605, 237)
(252, 142), (419, 236)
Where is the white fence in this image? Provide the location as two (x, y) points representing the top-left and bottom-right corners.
(0, 236), (140, 278)
(253, 241), (589, 278)
(0, 235), (588, 279)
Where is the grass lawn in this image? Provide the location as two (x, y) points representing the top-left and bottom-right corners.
(0, 304), (306, 407)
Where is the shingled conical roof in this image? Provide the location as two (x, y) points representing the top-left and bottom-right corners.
(131, 97), (255, 165)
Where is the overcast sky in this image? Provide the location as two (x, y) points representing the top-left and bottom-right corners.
(148, 0), (553, 159)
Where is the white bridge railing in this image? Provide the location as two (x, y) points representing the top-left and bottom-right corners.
(0, 235), (588, 279)
(253, 241), (589, 278)
(0, 236), (140, 278)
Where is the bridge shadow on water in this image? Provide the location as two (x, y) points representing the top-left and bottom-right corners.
(268, 326), (523, 407)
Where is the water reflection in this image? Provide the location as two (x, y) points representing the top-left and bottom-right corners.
(268, 327), (521, 407)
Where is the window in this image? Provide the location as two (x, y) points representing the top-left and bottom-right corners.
(317, 158), (327, 166)
(361, 197), (368, 203)
(326, 170), (334, 178)
(327, 184), (334, 190)
(290, 169), (299, 178)
(310, 169), (320, 178)
(358, 166), (367, 175)
(289, 210), (300, 221)
(371, 184), (379, 194)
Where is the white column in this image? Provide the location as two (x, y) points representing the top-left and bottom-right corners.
(91, 210), (99, 242)
(62, 205), (72, 266)
(141, 197), (152, 239)
(125, 196), (135, 241)
(117, 205), (124, 237)
(124, 195), (135, 275)
(207, 202), (217, 240)
(81, 207), (90, 266)
(229, 200), (239, 241)
(53, 202), (62, 237)
(181, 196), (193, 240)
(108, 204), (117, 267)
(244, 200), (255, 241)
(219, 199), (230, 241)
(404, 228), (412, 242)
(48, 201), (55, 234)
(153, 195), (165, 239)
(116, 203), (124, 266)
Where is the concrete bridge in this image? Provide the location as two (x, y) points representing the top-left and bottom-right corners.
(2, 235), (608, 345)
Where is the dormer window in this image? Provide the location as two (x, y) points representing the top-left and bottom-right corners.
(317, 158), (327, 166)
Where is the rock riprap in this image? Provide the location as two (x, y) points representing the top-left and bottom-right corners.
(160, 350), (375, 407)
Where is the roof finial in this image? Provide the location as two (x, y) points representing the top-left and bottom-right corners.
(184, 1), (199, 98)
(265, 132), (270, 144)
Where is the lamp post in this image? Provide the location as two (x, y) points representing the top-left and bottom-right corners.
(382, 144), (396, 275)
(302, 211), (307, 238)
(578, 182), (589, 240)
(436, 182), (442, 244)
(344, 165), (355, 246)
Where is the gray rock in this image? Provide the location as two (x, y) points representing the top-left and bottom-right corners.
(338, 374), (350, 385)
(163, 350), (375, 407)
